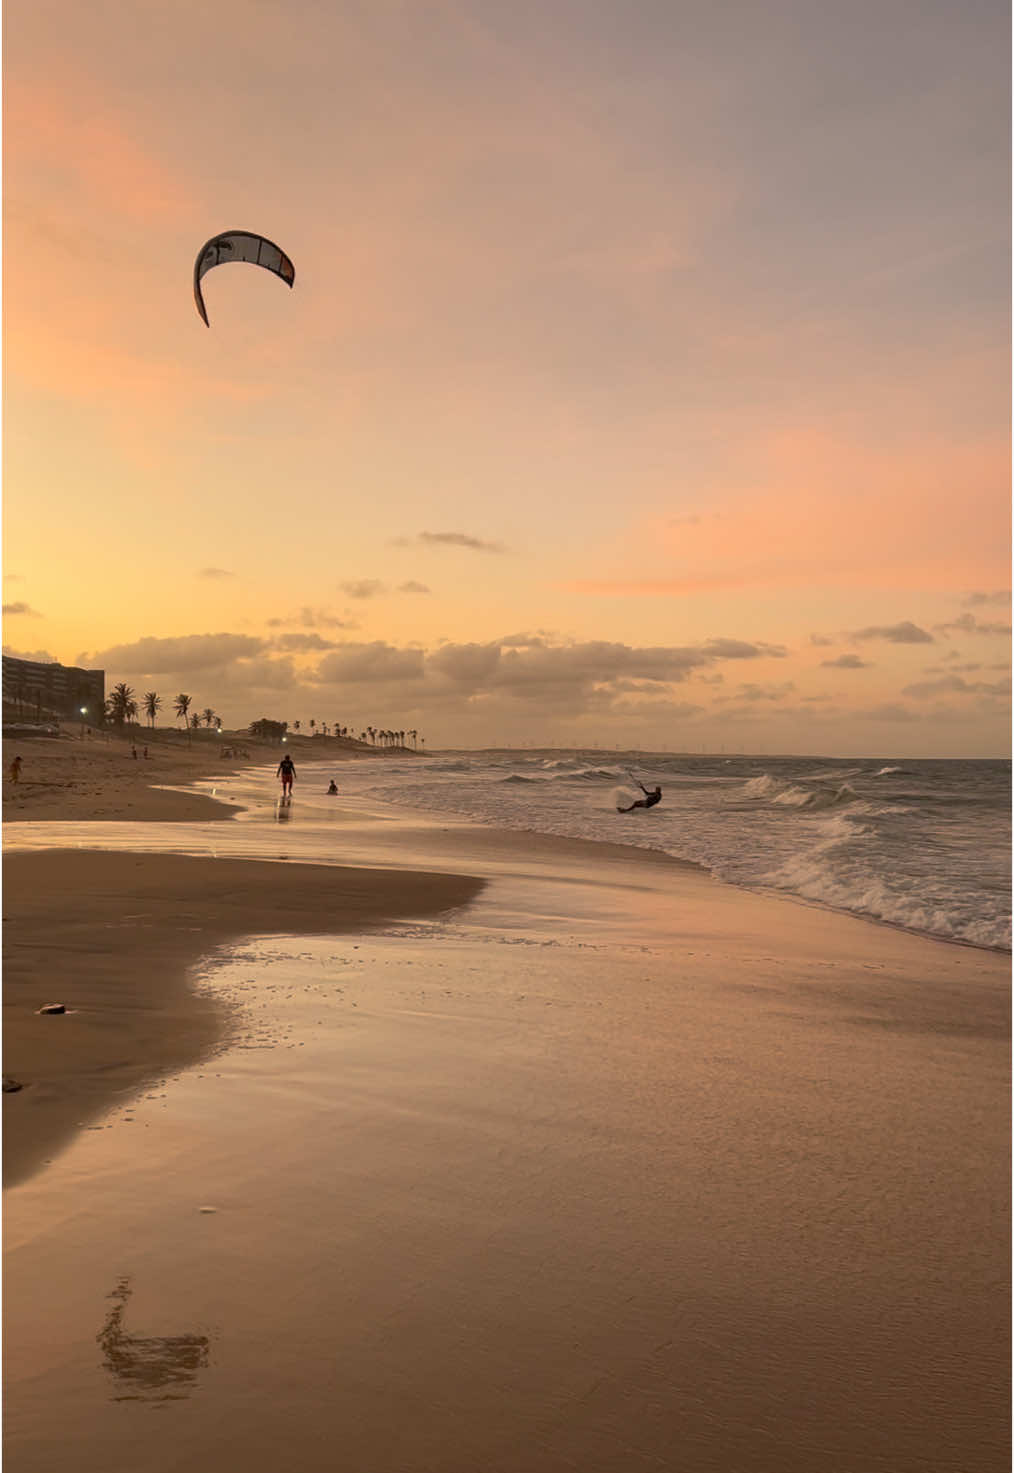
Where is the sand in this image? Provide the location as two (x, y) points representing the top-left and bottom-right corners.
(3, 743), (1010, 1471)
(2, 850), (483, 1188)
(1, 727), (391, 821)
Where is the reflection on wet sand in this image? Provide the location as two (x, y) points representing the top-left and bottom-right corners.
(97, 1279), (211, 1404)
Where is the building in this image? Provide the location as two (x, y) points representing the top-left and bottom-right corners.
(2, 655), (105, 725)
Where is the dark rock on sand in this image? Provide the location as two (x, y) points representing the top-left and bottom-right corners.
(37, 1002), (66, 1015)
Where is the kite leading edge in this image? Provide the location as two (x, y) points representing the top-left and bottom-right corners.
(193, 230), (295, 326)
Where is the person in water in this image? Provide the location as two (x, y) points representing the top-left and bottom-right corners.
(618, 779), (662, 813)
(327, 779), (339, 795)
(277, 753), (296, 798)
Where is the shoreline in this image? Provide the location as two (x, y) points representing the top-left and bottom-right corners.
(2, 850), (484, 1187)
(1, 729), (401, 823)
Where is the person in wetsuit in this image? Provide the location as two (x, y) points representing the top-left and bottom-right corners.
(618, 780), (662, 813)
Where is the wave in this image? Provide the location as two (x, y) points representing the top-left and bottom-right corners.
(759, 849), (1011, 951)
(871, 766), (904, 777)
(500, 773), (540, 784)
(740, 773), (861, 812)
(771, 782), (861, 812)
(740, 774), (782, 798)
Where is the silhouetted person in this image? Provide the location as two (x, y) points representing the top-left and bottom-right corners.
(327, 780), (339, 794)
(8, 755), (22, 784)
(618, 781), (662, 813)
(277, 753), (296, 798)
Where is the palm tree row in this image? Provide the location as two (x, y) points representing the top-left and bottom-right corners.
(105, 684), (220, 735)
(103, 687), (423, 752)
(290, 721), (421, 750)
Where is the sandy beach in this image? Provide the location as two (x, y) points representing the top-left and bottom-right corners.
(3, 743), (1010, 1471)
(1, 728), (385, 822)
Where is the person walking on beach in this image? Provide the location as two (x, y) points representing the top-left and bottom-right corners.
(277, 753), (296, 799)
(617, 779), (662, 813)
(8, 755), (22, 784)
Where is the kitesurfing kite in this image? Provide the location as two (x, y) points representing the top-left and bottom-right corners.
(193, 230), (295, 326)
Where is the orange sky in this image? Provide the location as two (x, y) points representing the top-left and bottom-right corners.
(3, 0), (1009, 754)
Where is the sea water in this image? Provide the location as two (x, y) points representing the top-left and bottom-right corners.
(318, 751), (1010, 953)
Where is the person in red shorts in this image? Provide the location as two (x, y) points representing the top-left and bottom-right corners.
(277, 752), (296, 798)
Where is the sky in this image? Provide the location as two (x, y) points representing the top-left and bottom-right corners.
(3, 0), (1010, 755)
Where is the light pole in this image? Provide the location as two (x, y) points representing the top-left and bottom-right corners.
(79, 706), (88, 738)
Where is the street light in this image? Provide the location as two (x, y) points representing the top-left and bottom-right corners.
(79, 706), (88, 738)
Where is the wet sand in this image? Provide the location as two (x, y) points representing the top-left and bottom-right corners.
(3, 760), (1010, 1471)
(2, 850), (483, 1187)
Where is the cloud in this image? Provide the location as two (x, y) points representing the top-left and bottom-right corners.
(428, 643), (503, 684)
(339, 579), (386, 600)
(962, 590), (1011, 607)
(268, 608), (355, 630)
(397, 581), (431, 594)
(2, 602), (41, 617)
(933, 613), (1012, 637)
(730, 682), (796, 703)
(2, 644), (56, 663)
(821, 654), (870, 669)
(272, 633), (340, 653)
(849, 621), (934, 644)
(197, 567), (234, 580)
(809, 634), (834, 647)
(703, 638), (787, 660)
(901, 675), (1011, 700)
(86, 633), (266, 672)
(313, 643), (426, 684)
(854, 704), (921, 723)
(394, 531), (507, 554)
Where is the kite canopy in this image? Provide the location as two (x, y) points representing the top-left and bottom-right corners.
(193, 230), (295, 326)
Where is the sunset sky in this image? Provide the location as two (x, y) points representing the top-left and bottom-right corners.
(3, 0), (1009, 754)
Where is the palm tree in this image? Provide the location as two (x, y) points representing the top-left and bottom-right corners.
(107, 682), (137, 728)
(143, 691), (161, 730)
(190, 713), (201, 730)
(409, 729), (418, 750)
(201, 708), (216, 728)
(293, 720), (301, 733)
(310, 719), (316, 736)
(175, 693), (192, 730)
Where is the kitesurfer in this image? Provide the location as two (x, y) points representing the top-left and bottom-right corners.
(618, 780), (662, 813)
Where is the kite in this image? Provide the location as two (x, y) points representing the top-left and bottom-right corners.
(193, 230), (295, 326)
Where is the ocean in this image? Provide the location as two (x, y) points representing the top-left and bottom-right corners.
(323, 750), (1011, 953)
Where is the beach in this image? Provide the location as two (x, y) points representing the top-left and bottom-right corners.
(3, 740), (1010, 1472)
